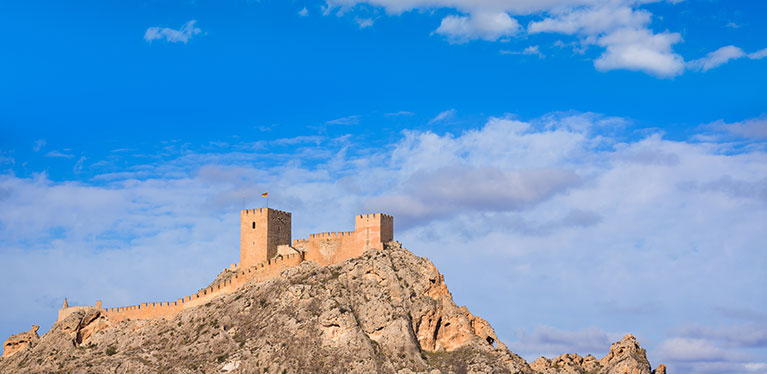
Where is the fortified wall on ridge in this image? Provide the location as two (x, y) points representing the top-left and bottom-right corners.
(56, 209), (394, 323)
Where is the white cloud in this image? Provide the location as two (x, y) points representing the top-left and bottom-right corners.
(33, 139), (46, 152)
(707, 116), (767, 140)
(594, 28), (684, 77)
(385, 111), (415, 116)
(748, 49), (767, 60)
(688, 46), (767, 72)
(298, 7), (309, 16)
(427, 109), (456, 124)
(326, 115), (361, 125)
(144, 20), (202, 44)
(322, 0), (764, 78)
(506, 325), (623, 359)
(500, 45), (544, 58)
(324, 0), (693, 77)
(436, 11), (520, 42)
(44, 150), (74, 159)
(745, 363), (767, 371)
(354, 17), (375, 28)
(688, 45), (746, 72)
(367, 166), (581, 227)
(658, 338), (732, 362)
(73, 157), (87, 173)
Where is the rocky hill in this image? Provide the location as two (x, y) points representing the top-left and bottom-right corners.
(0, 243), (666, 373)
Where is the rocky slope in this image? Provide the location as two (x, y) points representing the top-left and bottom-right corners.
(0, 243), (665, 374)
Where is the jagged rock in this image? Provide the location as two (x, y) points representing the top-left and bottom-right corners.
(599, 334), (652, 374)
(2, 325), (39, 358)
(529, 334), (664, 374)
(0, 244), (530, 373)
(0, 244), (662, 374)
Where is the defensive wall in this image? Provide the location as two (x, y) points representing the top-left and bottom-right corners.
(57, 209), (393, 323)
(295, 213), (394, 265)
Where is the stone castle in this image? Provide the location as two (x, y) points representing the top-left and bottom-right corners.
(56, 209), (393, 323)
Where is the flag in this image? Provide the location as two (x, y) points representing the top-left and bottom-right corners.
(262, 192), (268, 197)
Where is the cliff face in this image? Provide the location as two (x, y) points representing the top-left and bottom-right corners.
(0, 243), (664, 374)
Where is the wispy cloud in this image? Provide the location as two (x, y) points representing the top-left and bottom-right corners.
(500, 45), (544, 58)
(354, 17), (375, 29)
(427, 109), (456, 125)
(144, 20), (202, 44)
(33, 139), (46, 152)
(298, 7), (309, 17)
(385, 111), (415, 117)
(326, 115), (361, 125)
(45, 150), (74, 159)
(688, 46), (767, 72)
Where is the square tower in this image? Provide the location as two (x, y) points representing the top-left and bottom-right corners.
(354, 213), (394, 250)
(240, 208), (292, 269)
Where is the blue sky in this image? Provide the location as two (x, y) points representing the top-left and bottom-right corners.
(1, 0), (766, 372)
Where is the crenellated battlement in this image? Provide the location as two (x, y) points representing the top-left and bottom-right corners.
(241, 208), (292, 216)
(57, 211), (392, 323)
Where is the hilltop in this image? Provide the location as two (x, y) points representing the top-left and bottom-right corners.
(0, 243), (665, 374)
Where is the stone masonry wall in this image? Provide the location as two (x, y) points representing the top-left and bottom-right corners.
(57, 253), (305, 323)
(240, 208), (292, 269)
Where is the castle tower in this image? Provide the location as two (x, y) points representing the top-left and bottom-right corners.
(240, 208), (292, 269)
(354, 213), (394, 250)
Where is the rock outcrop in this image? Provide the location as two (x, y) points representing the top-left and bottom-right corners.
(529, 334), (665, 374)
(0, 243), (664, 374)
(2, 325), (39, 359)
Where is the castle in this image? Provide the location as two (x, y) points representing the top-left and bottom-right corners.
(57, 209), (393, 323)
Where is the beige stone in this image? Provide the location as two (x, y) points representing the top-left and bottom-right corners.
(2, 325), (39, 358)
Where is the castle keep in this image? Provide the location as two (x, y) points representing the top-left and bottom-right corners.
(57, 209), (394, 323)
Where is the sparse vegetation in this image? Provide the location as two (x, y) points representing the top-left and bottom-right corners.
(105, 346), (117, 356)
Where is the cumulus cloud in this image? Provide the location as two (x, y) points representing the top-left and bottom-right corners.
(367, 166), (581, 228)
(436, 11), (520, 42)
(656, 328), (767, 374)
(144, 20), (202, 44)
(706, 115), (767, 140)
(594, 28), (684, 77)
(323, 0), (697, 77)
(323, 0), (764, 77)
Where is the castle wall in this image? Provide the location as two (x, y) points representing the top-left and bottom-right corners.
(294, 213), (394, 266)
(57, 211), (391, 324)
(354, 213), (394, 250)
(295, 231), (358, 266)
(57, 253), (305, 323)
